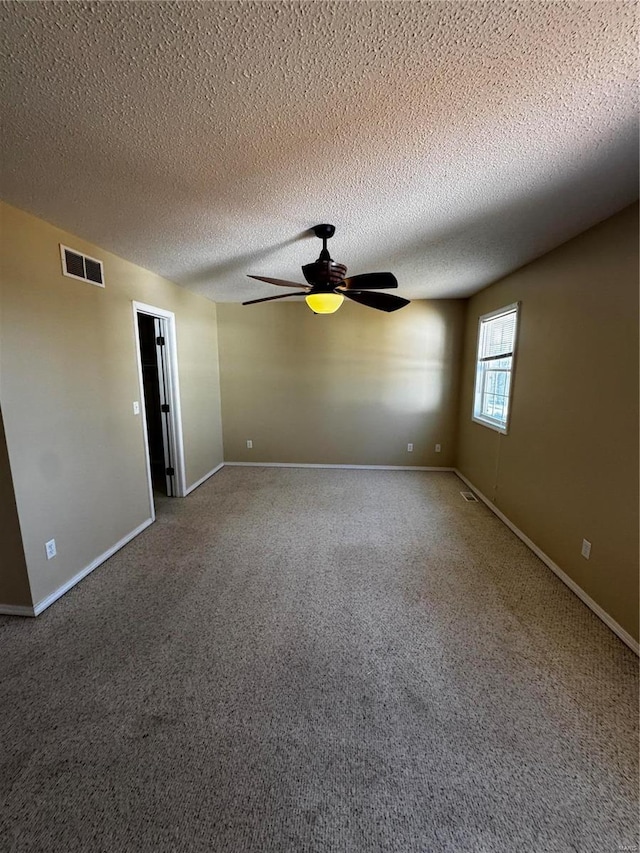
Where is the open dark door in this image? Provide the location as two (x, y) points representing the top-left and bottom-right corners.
(153, 318), (176, 496)
(137, 314), (176, 497)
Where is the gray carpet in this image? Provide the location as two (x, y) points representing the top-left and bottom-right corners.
(0, 468), (637, 853)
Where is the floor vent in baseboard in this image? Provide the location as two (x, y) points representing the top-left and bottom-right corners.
(460, 490), (478, 502)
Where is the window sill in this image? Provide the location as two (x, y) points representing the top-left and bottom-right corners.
(472, 415), (509, 435)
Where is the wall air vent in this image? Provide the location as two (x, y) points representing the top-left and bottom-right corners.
(460, 491), (478, 502)
(60, 245), (105, 287)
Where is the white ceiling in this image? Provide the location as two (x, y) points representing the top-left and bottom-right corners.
(0, 1), (637, 303)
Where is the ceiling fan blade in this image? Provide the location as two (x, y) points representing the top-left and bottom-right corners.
(344, 290), (410, 312)
(247, 275), (309, 289)
(340, 272), (398, 290)
(242, 291), (309, 306)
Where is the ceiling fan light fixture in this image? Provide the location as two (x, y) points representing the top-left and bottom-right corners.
(244, 224), (409, 313)
(305, 292), (344, 314)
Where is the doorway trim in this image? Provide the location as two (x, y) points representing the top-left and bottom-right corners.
(132, 301), (187, 513)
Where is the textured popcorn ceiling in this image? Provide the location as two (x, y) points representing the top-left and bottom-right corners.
(0, 1), (637, 302)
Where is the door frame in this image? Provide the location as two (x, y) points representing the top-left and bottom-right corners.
(152, 315), (178, 497)
(132, 301), (187, 513)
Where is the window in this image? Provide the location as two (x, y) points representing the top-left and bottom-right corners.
(472, 303), (519, 433)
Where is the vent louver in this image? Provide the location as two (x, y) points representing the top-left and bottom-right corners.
(60, 245), (105, 287)
(460, 491), (478, 502)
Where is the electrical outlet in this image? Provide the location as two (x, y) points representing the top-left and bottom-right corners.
(133, 401), (140, 415)
(407, 443), (413, 452)
(435, 444), (441, 453)
(246, 440), (253, 449)
(581, 539), (591, 560)
(45, 539), (56, 560)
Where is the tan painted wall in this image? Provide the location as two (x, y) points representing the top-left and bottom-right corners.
(217, 299), (465, 467)
(0, 406), (31, 607)
(0, 202), (223, 608)
(457, 203), (639, 641)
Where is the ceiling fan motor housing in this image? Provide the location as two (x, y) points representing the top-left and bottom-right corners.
(302, 259), (348, 289)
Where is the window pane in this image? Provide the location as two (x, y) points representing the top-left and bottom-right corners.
(472, 307), (518, 430)
(479, 311), (517, 359)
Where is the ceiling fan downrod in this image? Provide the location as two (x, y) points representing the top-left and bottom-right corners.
(303, 224), (346, 288)
(312, 223), (335, 262)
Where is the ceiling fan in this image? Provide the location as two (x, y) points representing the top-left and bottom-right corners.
(243, 224), (410, 314)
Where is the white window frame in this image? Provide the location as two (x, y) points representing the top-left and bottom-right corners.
(472, 302), (520, 434)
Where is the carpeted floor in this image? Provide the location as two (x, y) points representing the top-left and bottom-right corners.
(0, 468), (637, 853)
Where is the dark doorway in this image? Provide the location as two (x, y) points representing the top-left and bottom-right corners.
(137, 313), (175, 496)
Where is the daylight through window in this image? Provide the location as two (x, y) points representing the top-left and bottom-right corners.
(472, 303), (519, 432)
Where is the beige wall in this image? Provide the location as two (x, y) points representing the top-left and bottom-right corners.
(457, 203), (639, 641)
(173, 298), (224, 488)
(217, 299), (465, 467)
(0, 202), (223, 608)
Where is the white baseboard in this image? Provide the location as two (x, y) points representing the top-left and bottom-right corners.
(225, 462), (454, 472)
(0, 603), (35, 617)
(454, 469), (639, 656)
(32, 517), (155, 617)
(184, 462), (225, 495)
